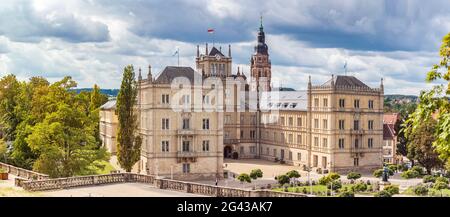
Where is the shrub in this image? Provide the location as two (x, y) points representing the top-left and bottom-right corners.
(411, 166), (425, 176)
(286, 170), (301, 178)
(236, 173), (251, 183)
(401, 170), (420, 179)
(383, 185), (399, 195)
(302, 187), (307, 194)
(373, 169), (383, 178)
(347, 172), (362, 180)
(374, 190), (392, 197)
(423, 175), (437, 183)
(326, 180), (342, 191)
(435, 177), (449, 184)
(328, 172), (341, 180)
(0, 168), (6, 173)
(338, 190), (355, 197)
(277, 174), (290, 185)
(388, 164), (397, 173)
(249, 169), (263, 180)
(353, 183), (368, 192)
(399, 163), (409, 172)
(295, 188), (301, 193)
(414, 185), (429, 196)
(367, 185), (373, 192)
(319, 176), (333, 185)
(433, 181), (449, 190)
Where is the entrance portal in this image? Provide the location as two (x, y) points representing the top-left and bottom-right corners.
(224, 146), (232, 158)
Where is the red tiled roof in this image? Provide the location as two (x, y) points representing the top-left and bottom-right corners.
(383, 113), (400, 125)
(383, 124), (396, 140)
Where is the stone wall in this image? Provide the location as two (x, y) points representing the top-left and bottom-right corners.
(18, 172), (307, 197)
(0, 162), (49, 180)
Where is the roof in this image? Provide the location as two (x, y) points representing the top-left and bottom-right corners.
(100, 100), (116, 110)
(154, 66), (202, 84)
(383, 124), (396, 140)
(208, 47), (225, 57)
(383, 113), (400, 124)
(322, 75), (369, 88)
(255, 91), (308, 111)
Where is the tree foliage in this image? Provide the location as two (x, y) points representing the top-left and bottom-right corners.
(237, 173), (251, 183)
(249, 169), (263, 180)
(404, 33), (450, 167)
(116, 65), (141, 172)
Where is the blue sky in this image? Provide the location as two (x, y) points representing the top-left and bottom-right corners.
(0, 0), (449, 94)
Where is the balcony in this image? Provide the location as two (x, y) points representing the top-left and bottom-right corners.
(350, 129), (364, 135)
(176, 151), (197, 163)
(224, 139), (240, 144)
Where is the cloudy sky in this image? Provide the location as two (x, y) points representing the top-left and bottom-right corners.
(0, 0), (449, 94)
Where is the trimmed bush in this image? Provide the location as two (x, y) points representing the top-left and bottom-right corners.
(411, 166), (425, 176)
(236, 173), (252, 183)
(383, 185), (399, 195)
(277, 174), (290, 185)
(373, 169), (383, 178)
(286, 170), (301, 178)
(433, 181), (449, 190)
(423, 175), (437, 183)
(353, 183), (368, 192)
(326, 180), (342, 191)
(347, 172), (362, 180)
(338, 190), (354, 197)
(414, 185), (429, 196)
(249, 169), (263, 180)
(401, 170), (420, 179)
(374, 190), (392, 197)
(435, 177), (449, 184)
(328, 172), (341, 180)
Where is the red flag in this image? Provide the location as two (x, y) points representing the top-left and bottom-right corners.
(207, 28), (214, 33)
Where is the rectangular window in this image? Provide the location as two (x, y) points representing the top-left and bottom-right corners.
(297, 153), (301, 161)
(314, 119), (319, 129)
(339, 120), (345, 130)
(354, 120), (359, 130)
(368, 138), (373, 148)
(250, 130), (256, 139)
(368, 120), (374, 130)
(182, 141), (190, 152)
(288, 117), (293, 126)
(323, 138), (328, 148)
(339, 138), (345, 149)
(183, 163), (190, 173)
(161, 141), (169, 152)
(266, 147), (269, 155)
(323, 119), (328, 130)
(288, 134), (293, 143)
(280, 117), (285, 126)
(297, 135), (302, 144)
(314, 98), (319, 107)
(354, 99), (360, 108)
(297, 117), (302, 127)
(289, 151), (293, 160)
(162, 94), (169, 104)
(323, 98), (328, 107)
(354, 158), (359, 166)
(313, 155), (318, 167)
(182, 118), (190, 129)
(354, 139), (359, 148)
(250, 146), (256, 154)
(162, 118), (169, 130)
(202, 118), (210, 130)
(339, 99), (345, 108)
(241, 130), (244, 139)
(202, 140), (210, 152)
(273, 149), (277, 157)
(368, 100), (374, 109)
(314, 137), (319, 146)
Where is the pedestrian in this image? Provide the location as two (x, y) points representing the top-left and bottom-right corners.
(215, 178), (218, 186)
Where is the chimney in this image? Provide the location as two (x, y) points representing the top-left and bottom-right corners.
(228, 44), (231, 57)
(197, 45), (200, 57)
(138, 67), (142, 81)
(148, 65), (152, 81)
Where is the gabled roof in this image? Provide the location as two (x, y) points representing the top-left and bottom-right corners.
(383, 124), (396, 140)
(322, 75), (369, 88)
(154, 66), (202, 84)
(100, 100), (116, 110)
(383, 113), (400, 125)
(208, 47), (225, 57)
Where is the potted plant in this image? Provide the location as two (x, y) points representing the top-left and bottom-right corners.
(0, 168), (8, 180)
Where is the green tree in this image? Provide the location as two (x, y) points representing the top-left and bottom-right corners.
(89, 84), (108, 148)
(116, 65), (141, 172)
(237, 173), (251, 183)
(0, 74), (21, 142)
(276, 174), (290, 185)
(0, 139), (7, 162)
(404, 33), (450, 167)
(249, 169), (263, 180)
(286, 170), (301, 178)
(406, 119), (442, 174)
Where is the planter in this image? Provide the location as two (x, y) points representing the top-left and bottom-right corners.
(0, 172), (8, 180)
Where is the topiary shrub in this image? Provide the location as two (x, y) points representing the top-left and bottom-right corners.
(236, 173), (251, 183)
(353, 183), (368, 192)
(326, 180), (342, 191)
(401, 170), (420, 179)
(423, 175), (437, 183)
(414, 185), (429, 196)
(373, 169), (383, 178)
(374, 190), (392, 197)
(277, 174), (290, 185)
(411, 166), (425, 176)
(302, 187), (307, 194)
(433, 181), (449, 191)
(328, 172), (340, 180)
(338, 190), (355, 197)
(286, 170), (301, 178)
(319, 176), (333, 185)
(347, 172), (362, 180)
(249, 169), (263, 180)
(435, 177), (449, 184)
(383, 185), (399, 195)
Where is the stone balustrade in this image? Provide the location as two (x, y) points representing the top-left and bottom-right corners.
(0, 162), (49, 180)
(18, 172), (307, 197)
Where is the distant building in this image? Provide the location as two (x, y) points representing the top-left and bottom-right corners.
(99, 100), (118, 154)
(383, 113), (400, 164)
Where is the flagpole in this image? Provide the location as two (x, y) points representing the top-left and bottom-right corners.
(177, 48), (180, 66)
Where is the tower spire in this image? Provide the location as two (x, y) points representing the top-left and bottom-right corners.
(260, 14), (263, 30)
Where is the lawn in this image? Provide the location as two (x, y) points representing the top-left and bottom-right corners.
(0, 187), (42, 197)
(79, 160), (116, 176)
(273, 184), (370, 195)
(403, 187), (450, 197)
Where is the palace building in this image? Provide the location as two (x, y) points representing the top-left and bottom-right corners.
(100, 19), (384, 179)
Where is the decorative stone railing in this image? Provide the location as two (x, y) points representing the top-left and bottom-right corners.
(18, 172), (308, 197)
(0, 162), (49, 180)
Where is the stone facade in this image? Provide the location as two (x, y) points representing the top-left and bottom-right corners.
(100, 19), (384, 179)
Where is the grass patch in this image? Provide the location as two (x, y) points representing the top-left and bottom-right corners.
(0, 187), (42, 197)
(403, 187), (450, 197)
(274, 184), (361, 195)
